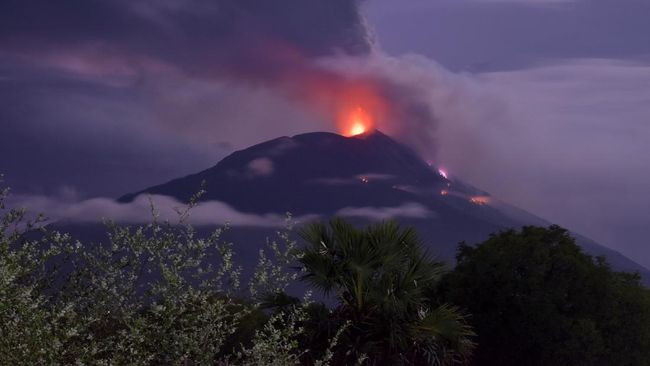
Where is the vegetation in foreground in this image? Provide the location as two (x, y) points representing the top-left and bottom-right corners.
(2, 178), (650, 365)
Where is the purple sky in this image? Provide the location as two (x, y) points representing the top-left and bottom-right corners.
(2, 0), (649, 267)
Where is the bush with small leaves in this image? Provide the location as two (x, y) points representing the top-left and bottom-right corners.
(0, 177), (344, 365)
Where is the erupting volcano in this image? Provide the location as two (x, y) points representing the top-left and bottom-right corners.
(115, 129), (650, 284)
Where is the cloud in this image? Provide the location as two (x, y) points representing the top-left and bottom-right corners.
(0, 0), (472, 200)
(336, 202), (434, 220)
(0, 0), (467, 174)
(0, 0), (375, 109)
(246, 157), (274, 177)
(0, 0), (373, 196)
(8, 193), (317, 227)
(439, 58), (650, 267)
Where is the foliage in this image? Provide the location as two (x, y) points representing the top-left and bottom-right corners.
(0, 184), (69, 364)
(441, 225), (650, 366)
(298, 219), (475, 365)
(6, 170), (649, 366)
(249, 213), (304, 300)
(0, 178), (337, 365)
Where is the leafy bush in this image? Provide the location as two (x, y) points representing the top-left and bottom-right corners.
(0, 180), (330, 365)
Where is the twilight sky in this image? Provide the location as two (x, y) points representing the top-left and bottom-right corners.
(1, 0), (649, 267)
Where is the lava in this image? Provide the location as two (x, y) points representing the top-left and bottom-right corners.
(349, 122), (366, 136)
(438, 168), (449, 180)
(469, 196), (491, 206)
(343, 107), (373, 136)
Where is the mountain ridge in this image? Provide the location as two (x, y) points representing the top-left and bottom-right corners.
(117, 129), (650, 283)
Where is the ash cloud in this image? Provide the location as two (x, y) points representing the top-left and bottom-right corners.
(0, 0), (375, 195)
(1, 0), (454, 198)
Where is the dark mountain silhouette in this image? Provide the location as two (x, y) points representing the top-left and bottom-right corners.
(116, 130), (650, 283)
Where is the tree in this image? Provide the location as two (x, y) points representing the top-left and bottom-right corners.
(299, 219), (475, 365)
(441, 225), (650, 366)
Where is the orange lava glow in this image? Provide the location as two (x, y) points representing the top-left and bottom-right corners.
(218, 39), (394, 138)
(343, 107), (373, 137)
(326, 80), (388, 137)
(469, 196), (491, 206)
(349, 122), (366, 136)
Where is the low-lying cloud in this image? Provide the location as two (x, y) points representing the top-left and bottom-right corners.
(8, 194), (317, 227)
(336, 202), (434, 220)
(7, 194), (435, 227)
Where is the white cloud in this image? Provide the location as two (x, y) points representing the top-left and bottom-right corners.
(336, 202), (434, 220)
(246, 157), (274, 177)
(8, 194), (318, 227)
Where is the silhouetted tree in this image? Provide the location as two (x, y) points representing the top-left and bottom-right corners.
(299, 219), (475, 365)
(441, 225), (650, 366)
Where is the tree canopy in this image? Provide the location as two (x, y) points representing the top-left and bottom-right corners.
(441, 225), (650, 366)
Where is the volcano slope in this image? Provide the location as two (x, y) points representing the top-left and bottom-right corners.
(112, 130), (650, 283)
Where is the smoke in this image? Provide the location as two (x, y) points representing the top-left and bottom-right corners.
(0, 0), (374, 195)
(0, 0), (458, 152)
(1, 0), (494, 196)
(314, 53), (499, 162)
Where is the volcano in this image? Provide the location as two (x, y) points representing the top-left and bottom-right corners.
(118, 130), (650, 282)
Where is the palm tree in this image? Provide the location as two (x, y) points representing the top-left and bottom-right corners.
(298, 219), (475, 365)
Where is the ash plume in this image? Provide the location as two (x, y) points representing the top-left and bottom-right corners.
(0, 0), (469, 196)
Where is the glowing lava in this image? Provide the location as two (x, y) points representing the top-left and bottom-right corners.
(350, 122), (366, 136)
(342, 107), (373, 137)
(469, 196), (491, 206)
(438, 168), (449, 180)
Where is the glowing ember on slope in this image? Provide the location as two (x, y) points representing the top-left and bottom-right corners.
(469, 196), (491, 206)
(438, 168), (449, 179)
(440, 189), (449, 196)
